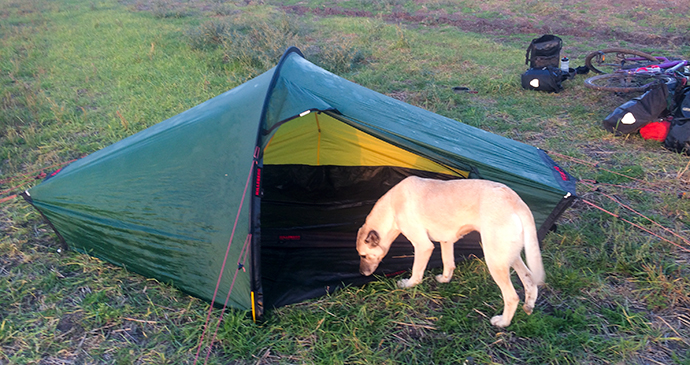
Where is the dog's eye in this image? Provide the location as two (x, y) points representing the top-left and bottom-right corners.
(360, 255), (366, 259)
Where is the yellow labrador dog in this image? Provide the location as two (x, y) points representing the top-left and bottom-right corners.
(356, 176), (544, 328)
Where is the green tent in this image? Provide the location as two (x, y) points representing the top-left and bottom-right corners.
(23, 47), (576, 319)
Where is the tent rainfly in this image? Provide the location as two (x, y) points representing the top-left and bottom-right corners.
(23, 47), (577, 320)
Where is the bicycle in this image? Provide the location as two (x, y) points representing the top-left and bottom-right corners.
(584, 48), (659, 74)
(583, 48), (688, 93)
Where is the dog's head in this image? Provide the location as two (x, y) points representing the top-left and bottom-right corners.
(356, 226), (387, 276)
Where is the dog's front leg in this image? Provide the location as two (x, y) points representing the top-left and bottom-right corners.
(435, 240), (456, 283)
(398, 240), (434, 288)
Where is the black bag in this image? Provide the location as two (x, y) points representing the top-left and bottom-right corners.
(673, 86), (690, 119)
(602, 84), (669, 134)
(525, 35), (563, 69)
(664, 117), (690, 154)
(521, 67), (563, 93)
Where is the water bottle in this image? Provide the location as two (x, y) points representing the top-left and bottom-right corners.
(560, 57), (569, 72)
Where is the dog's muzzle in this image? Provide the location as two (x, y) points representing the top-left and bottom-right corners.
(359, 260), (376, 276)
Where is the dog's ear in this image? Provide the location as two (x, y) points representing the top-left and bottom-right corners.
(365, 230), (380, 247)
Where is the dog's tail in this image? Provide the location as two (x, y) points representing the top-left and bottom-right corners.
(520, 206), (545, 285)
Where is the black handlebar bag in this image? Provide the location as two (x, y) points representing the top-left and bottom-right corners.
(525, 35), (563, 69)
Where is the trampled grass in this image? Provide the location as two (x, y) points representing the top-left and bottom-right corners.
(2, 0), (690, 364)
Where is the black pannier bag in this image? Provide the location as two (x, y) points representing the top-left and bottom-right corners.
(664, 118), (690, 154)
(525, 35), (563, 69)
(602, 83), (669, 134)
(521, 67), (563, 93)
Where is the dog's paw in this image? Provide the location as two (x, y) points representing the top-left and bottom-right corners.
(490, 315), (511, 328)
(523, 303), (534, 315)
(397, 278), (419, 288)
(435, 274), (451, 283)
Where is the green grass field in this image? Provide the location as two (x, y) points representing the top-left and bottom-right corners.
(1, 0), (689, 364)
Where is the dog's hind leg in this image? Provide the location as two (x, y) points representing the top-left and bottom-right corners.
(483, 234), (521, 328)
(512, 257), (538, 315)
(486, 258), (520, 327)
(435, 240), (455, 283)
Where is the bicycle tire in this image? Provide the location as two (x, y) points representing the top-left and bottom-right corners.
(583, 73), (667, 93)
(584, 48), (659, 74)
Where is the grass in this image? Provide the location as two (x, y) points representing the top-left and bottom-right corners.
(2, 0), (690, 364)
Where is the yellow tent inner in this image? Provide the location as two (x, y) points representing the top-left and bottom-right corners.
(263, 112), (467, 177)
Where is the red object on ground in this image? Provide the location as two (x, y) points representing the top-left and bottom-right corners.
(639, 120), (671, 141)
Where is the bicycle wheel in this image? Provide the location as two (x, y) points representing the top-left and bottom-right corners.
(583, 73), (667, 93)
(584, 48), (659, 74)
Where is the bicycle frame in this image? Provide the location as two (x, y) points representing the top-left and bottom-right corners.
(584, 52), (689, 93)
